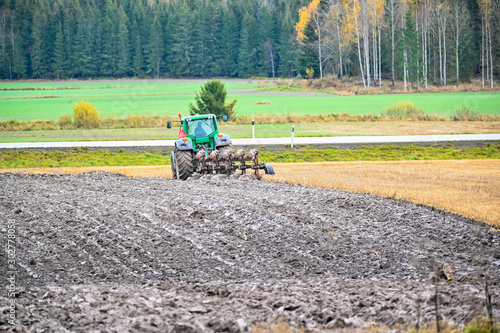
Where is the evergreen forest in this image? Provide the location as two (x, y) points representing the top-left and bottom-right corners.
(0, 0), (498, 87)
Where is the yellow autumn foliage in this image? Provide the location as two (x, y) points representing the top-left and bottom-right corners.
(295, 0), (322, 41)
(73, 100), (100, 129)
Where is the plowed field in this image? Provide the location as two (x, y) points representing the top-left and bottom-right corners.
(1, 172), (499, 332)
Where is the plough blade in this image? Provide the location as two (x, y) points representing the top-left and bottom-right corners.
(194, 148), (274, 177)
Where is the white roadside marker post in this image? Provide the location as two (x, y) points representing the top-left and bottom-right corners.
(252, 119), (255, 139)
(291, 125), (295, 148)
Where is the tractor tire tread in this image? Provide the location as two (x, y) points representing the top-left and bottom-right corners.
(174, 149), (194, 180)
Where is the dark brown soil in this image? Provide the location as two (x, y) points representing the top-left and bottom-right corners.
(1, 172), (499, 332)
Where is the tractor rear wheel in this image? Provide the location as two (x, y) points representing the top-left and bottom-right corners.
(172, 149), (194, 180)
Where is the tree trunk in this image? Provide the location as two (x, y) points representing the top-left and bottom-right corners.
(314, 15), (323, 78)
(378, 25), (382, 88)
(443, 24), (447, 86)
(364, 35), (370, 88)
(488, 19), (493, 87)
(391, 2), (395, 86)
(455, 23), (459, 87)
(373, 26), (376, 85)
(270, 47), (275, 78)
(438, 27), (443, 86)
(402, 0), (407, 89)
(404, 51), (407, 90)
(423, 2), (428, 89)
(481, 17), (484, 88)
(416, 13), (420, 90)
(485, 14), (489, 83)
(355, 12), (366, 87)
(336, 18), (343, 82)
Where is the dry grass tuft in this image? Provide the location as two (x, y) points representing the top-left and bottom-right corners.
(3, 160), (498, 226)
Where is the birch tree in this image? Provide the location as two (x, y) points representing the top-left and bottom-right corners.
(478, 0), (494, 88)
(359, 0), (371, 87)
(419, 0), (430, 89)
(449, 0), (470, 87)
(386, 0), (399, 85)
(345, 0), (366, 85)
(325, 0), (356, 81)
(430, 0), (449, 86)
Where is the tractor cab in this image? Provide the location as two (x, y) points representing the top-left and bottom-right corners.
(184, 115), (217, 138)
(175, 114), (229, 153)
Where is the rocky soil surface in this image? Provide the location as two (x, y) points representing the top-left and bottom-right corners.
(0, 172), (499, 332)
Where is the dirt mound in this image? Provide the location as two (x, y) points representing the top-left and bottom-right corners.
(1, 172), (499, 332)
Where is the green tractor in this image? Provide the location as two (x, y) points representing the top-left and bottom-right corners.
(170, 113), (274, 180)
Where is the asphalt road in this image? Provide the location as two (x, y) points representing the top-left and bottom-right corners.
(0, 134), (499, 149)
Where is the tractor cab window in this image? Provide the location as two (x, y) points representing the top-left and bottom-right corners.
(186, 117), (216, 138)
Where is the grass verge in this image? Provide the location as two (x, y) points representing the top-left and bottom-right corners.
(0, 144), (499, 168)
(1, 121), (499, 142)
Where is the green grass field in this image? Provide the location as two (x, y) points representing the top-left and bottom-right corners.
(1, 80), (499, 122)
(1, 144), (498, 168)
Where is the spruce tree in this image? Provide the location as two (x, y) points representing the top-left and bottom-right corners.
(170, 3), (193, 77)
(52, 23), (65, 79)
(132, 32), (144, 77)
(146, 17), (163, 78)
(297, 24), (319, 78)
(116, 5), (130, 77)
(278, 15), (297, 78)
(11, 34), (27, 78)
(220, 10), (239, 76)
(30, 10), (47, 78)
(401, 11), (421, 87)
(237, 14), (260, 77)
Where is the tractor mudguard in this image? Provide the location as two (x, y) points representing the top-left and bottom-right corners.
(215, 134), (232, 148)
(175, 138), (193, 150)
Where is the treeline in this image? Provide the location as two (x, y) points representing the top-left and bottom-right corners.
(0, 0), (497, 86)
(296, 0), (499, 88)
(0, 0), (304, 79)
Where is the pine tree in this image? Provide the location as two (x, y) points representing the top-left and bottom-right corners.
(75, 9), (93, 78)
(258, 5), (277, 77)
(132, 31), (144, 77)
(220, 9), (239, 76)
(170, 3), (193, 77)
(278, 15), (297, 77)
(297, 24), (319, 78)
(401, 11), (421, 87)
(52, 22), (65, 79)
(237, 13), (260, 77)
(30, 9), (47, 78)
(191, 4), (211, 76)
(0, 6), (8, 78)
(146, 17), (163, 78)
(11, 33), (26, 78)
(100, 0), (117, 76)
(115, 4), (130, 76)
(62, 0), (82, 78)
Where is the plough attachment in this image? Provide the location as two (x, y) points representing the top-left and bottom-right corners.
(171, 113), (275, 180)
(194, 148), (275, 177)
